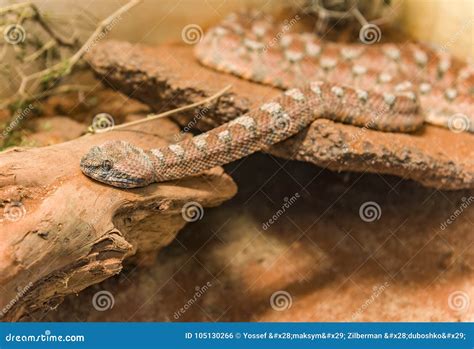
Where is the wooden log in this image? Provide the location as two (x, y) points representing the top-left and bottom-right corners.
(0, 118), (237, 321)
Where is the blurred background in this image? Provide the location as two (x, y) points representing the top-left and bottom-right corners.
(0, 0), (472, 99)
(14, 0), (471, 55)
(0, 1), (472, 69)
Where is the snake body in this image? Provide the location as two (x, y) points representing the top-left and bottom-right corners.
(81, 12), (473, 188)
(194, 12), (473, 131)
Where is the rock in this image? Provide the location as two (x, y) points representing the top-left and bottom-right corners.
(86, 41), (474, 190)
(24, 116), (87, 146)
(38, 89), (151, 125)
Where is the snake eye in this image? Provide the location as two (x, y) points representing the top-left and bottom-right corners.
(101, 159), (113, 172)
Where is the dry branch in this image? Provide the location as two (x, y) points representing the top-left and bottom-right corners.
(0, 0), (142, 149)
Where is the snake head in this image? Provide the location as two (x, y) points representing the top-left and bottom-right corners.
(80, 140), (155, 188)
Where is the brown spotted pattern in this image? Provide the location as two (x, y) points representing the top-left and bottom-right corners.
(195, 12), (473, 132)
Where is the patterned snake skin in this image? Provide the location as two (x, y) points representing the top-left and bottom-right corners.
(195, 12), (473, 130)
(81, 12), (473, 188)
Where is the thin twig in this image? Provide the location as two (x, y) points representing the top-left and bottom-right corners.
(0, 0), (142, 110)
(68, 0), (141, 69)
(0, 2), (31, 15)
(90, 85), (233, 134)
(0, 2), (76, 47)
(32, 84), (95, 100)
(0, 0), (142, 149)
(24, 39), (56, 62)
(21, 0), (141, 87)
(29, 3), (78, 47)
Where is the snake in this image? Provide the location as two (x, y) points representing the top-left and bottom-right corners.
(80, 12), (473, 188)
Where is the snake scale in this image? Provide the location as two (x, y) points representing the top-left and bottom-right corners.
(81, 12), (473, 188)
